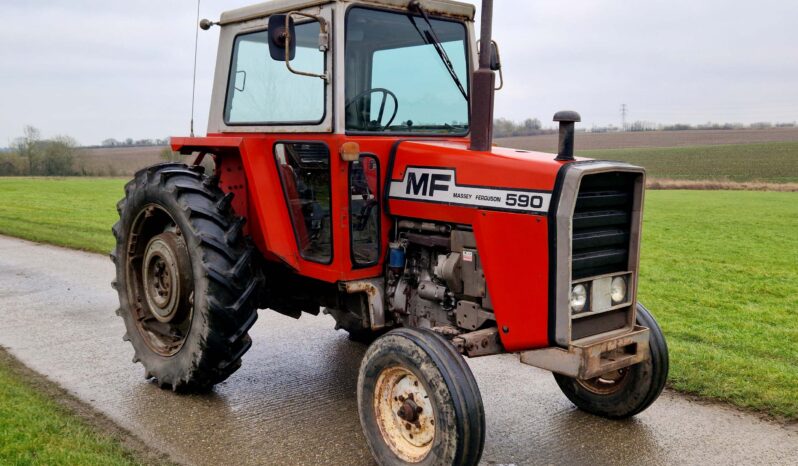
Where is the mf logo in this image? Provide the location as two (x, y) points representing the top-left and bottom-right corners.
(406, 172), (451, 197)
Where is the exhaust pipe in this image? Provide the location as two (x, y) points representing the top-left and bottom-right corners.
(553, 110), (581, 161)
(469, 0), (495, 152)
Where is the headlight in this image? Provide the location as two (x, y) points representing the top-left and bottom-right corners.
(611, 276), (627, 304)
(570, 284), (587, 313)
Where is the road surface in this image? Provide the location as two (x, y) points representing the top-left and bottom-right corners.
(0, 235), (795, 465)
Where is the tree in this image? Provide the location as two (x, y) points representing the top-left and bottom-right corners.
(39, 136), (77, 176)
(524, 118), (541, 131)
(160, 147), (182, 162)
(13, 125), (41, 175)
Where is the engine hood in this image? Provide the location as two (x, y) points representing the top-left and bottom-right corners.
(385, 139), (582, 352)
(387, 140), (570, 219)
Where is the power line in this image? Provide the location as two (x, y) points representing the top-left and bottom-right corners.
(620, 104), (628, 131)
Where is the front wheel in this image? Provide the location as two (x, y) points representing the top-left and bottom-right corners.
(357, 329), (485, 466)
(553, 303), (669, 419)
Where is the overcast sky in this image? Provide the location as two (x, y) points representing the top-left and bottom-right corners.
(1, 0), (796, 146)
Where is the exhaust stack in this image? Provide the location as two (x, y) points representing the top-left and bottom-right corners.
(469, 0), (495, 152)
(554, 110), (581, 161)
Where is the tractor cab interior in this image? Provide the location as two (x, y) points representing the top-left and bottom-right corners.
(274, 142), (332, 263)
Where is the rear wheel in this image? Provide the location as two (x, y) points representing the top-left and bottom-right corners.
(357, 329), (485, 465)
(553, 303), (669, 418)
(111, 163), (262, 391)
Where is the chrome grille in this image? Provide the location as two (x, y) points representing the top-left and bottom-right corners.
(571, 173), (637, 280)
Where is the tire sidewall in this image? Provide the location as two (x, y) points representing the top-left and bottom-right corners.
(358, 333), (460, 466)
(115, 169), (213, 386)
(553, 303), (669, 418)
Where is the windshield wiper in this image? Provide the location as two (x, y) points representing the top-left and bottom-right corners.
(408, 1), (469, 101)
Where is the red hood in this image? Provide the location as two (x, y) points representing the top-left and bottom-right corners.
(385, 139), (577, 352)
(390, 140), (570, 192)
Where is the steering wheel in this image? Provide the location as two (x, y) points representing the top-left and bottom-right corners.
(345, 88), (399, 131)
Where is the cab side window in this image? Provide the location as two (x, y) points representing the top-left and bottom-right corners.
(274, 142), (332, 263)
(226, 21), (325, 124)
(349, 155), (380, 266)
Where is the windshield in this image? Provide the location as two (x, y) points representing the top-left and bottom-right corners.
(345, 7), (470, 135)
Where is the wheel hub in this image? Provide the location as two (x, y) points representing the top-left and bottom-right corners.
(577, 367), (631, 395)
(143, 234), (188, 323)
(128, 222), (195, 357)
(374, 366), (435, 463)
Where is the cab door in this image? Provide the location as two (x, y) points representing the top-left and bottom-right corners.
(348, 154), (381, 268)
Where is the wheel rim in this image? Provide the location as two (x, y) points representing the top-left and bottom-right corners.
(126, 205), (193, 357)
(576, 367), (631, 395)
(373, 366), (436, 463)
(143, 237), (182, 322)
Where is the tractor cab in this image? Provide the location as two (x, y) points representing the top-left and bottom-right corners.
(206, 0), (476, 137)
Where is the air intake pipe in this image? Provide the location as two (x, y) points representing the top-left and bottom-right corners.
(554, 110), (581, 161)
(469, 0), (495, 152)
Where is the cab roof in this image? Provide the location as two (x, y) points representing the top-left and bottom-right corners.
(219, 0), (476, 25)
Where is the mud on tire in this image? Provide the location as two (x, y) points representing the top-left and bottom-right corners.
(111, 163), (262, 391)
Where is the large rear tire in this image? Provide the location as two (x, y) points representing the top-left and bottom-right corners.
(111, 163), (262, 391)
(357, 328), (485, 466)
(553, 303), (669, 418)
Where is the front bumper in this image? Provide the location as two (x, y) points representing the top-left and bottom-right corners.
(519, 326), (650, 379)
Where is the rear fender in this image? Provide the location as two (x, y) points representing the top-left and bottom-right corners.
(171, 137), (295, 267)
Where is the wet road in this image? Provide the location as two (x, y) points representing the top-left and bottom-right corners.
(0, 235), (796, 465)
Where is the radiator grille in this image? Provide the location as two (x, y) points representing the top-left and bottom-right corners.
(571, 172), (637, 280)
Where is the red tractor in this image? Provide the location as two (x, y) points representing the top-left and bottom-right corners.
(112, 0), (668, 464)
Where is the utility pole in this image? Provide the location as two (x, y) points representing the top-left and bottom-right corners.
(620, 104), (628, 131)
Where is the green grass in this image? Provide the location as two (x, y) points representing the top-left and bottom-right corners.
(0, 177), (121, 253)
(578, 141), (798, 183)
(0, 178), (796, 418)
(639, 190), (798, 418)
(0, 357), (141, 465)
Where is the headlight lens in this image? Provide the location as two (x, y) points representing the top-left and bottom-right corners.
(611, 276), (627, 304)
(570, 284), (587, 313)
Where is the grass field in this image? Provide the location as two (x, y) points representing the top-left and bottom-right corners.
(0, 352), (142, 465)
(500, 129), (798, 184)
(639, 190), (797, 418)
(0, 178), (796, 419)
(0, 177), (122, 252)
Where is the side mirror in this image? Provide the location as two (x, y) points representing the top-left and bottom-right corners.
(485, 40), (504, 90)
(489, 41), (501, 71)
(268, 15), (296, 61)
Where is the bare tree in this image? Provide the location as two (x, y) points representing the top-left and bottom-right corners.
(13, 125), (41, 175)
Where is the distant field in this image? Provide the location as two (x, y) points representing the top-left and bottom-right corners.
(578, 142), (798, 183)
(499, 127), (798, 152)
(0, 177), (796, 418)
(502, 134), (798, 184)
(71, 129), (798, 182)
(77, 146), (165, 176)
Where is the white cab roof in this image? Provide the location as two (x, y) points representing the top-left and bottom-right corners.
(219, 0), (476, 25)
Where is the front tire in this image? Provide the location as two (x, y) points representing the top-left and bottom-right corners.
(111, 163), (262, 391)
(357, 329), (485, 466)
(553, 303), (669, 418)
